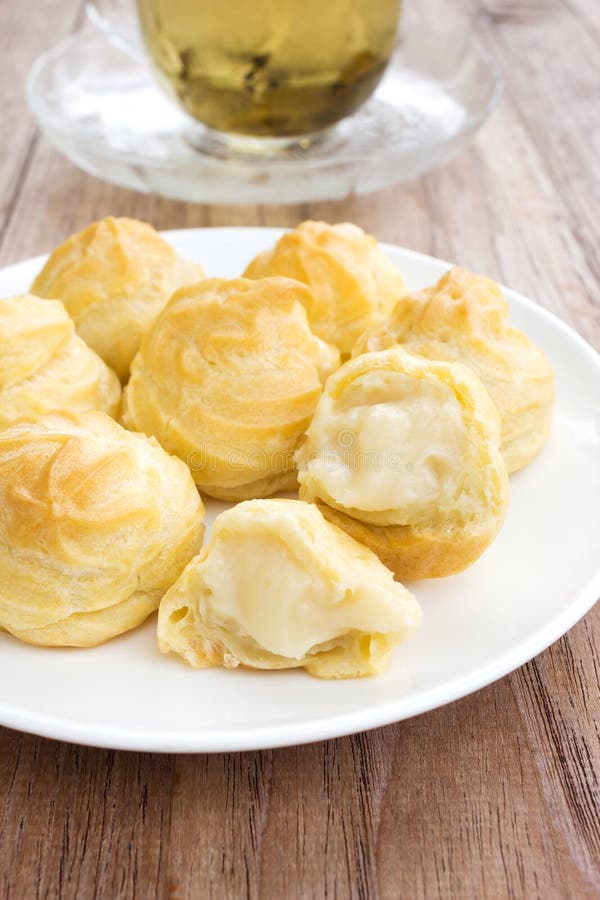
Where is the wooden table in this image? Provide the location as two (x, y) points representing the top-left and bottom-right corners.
(1, 1), (599, 897)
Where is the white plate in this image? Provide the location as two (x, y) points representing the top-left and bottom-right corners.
(1, 228), (598, 752)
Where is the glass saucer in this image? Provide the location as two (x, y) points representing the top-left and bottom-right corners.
(26, 25), (502, 205)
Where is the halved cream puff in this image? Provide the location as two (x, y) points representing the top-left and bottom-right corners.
(297, 347), (509, 579)
(158, 499), (422, 678)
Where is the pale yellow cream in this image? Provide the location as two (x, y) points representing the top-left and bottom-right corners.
(298, 370), (467, 521)
(158, 499), (422, 677)
(198, 531), (413, 660)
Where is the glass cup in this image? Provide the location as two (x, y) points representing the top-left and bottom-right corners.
(88, 0), (402, 153)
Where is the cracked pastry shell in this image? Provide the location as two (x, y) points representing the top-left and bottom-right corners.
(243, 220), (405, 356)
(0, 294), (120, 427)
(158, 499), (422, 678)
(31, 216), (203, 382)
(297, 348), (509, 580)
(352, 267), (555, 472)
(122, 276), (340, 501)
(0, 411), (205, 647)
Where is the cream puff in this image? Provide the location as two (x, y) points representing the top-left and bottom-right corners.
(122, 276), (340, 501)
(31, 217), (203, 382)
(0, 411), (205, 647)
(353, 267), (555, 472)
(244, 220), (405, 355)
(0, 293), (120, 427)
(297, 348), (509, 580)
(158, 499), (422, 678)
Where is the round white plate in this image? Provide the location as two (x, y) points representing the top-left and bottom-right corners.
(1, 228), (599, 753)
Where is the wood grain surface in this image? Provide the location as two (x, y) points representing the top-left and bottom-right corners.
(0, 1), (599, 898)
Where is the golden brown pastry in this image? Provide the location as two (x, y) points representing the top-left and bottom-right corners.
(122, 277), (340, 501)
(158, 499), (422, 678)
(0, 411), (205, 647)
(353, 267), (555, 472)
(31, 217), (203, 382)
(297, 348), (509, 580)
(243, 220), (405, 355)
(0, 293), (120, 427)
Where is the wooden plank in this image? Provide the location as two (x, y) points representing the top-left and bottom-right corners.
(511, 616), (600, 891)
(0, 0), (85, 247)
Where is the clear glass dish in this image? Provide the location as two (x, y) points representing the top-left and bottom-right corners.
(26, 25), (502, 204)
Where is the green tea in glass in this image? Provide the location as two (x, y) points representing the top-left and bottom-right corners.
(136, 0), (402, 140)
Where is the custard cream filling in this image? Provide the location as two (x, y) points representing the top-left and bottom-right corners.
(196, 531), (415, 660)
(300, 370), (468, 523)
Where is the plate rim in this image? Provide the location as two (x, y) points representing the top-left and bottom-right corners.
(0, 226), (598, 753)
